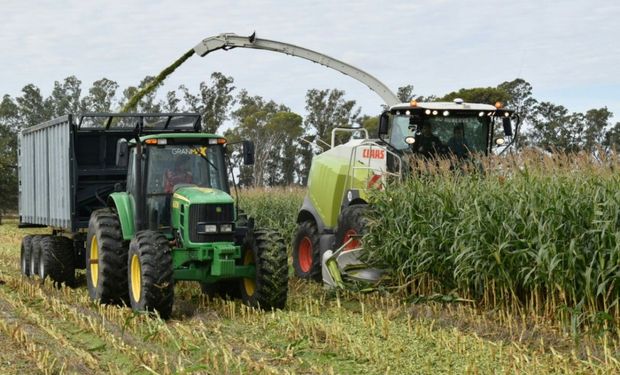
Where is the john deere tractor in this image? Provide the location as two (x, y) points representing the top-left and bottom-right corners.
(292, 100), (517, 287)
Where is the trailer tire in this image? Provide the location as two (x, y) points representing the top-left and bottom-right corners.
(20, 235), (34, 277)
(292, 221), (322, 281)
(86, 209), (128, 304)
(30, 235), (46, 278)
(335, 204), (369, 251)
(127, 230), (174, 319)
(38, 236), (75, 286)
(240, 229), (288, 310)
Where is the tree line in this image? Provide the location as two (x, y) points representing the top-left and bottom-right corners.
(1, 74), (618, 216)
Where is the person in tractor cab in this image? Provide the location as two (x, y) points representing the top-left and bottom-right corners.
(412, 122), (444, 158)
(447, 123), (471, 158)
(163, 155), (193, 193)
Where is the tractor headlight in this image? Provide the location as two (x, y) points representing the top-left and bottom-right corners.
(198, 224), (218, 234)
(220, 224), (233, 233)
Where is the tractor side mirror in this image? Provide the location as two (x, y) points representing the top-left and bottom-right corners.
(378, 112), (389, 136)
(242, 140), (255, 165)
(502, 117), (513, 137)
(116, 138), (129, 168)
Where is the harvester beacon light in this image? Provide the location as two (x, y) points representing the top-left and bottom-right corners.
(495, 102), (503, 109)
(454, 98), (464, 105)
(410, 99), (418, 107)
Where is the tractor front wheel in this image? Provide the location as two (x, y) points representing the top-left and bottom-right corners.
(292, 221), (321, 281)
(127, 230), (174, 319)
(335, 205), (369, 251)
(240, 229), (288, 310)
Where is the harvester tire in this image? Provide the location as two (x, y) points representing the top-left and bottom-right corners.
(86, 208), (128, 304)
(38, 236), (75, 286)
(292, 221), (322, 281)
(335, 204), (369, 251)
(240, 229), (288, 309)
(30, 235), (47, 278)
(20, 235), (34, 276)
(127, 230), (174, 319)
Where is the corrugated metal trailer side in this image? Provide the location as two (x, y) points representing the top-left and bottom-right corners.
(18, 116), (73, 229)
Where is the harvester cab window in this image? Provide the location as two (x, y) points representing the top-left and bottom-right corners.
(389, 112), (489, 157)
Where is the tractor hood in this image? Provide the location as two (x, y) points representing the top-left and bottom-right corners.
(172, 186), (234, 205)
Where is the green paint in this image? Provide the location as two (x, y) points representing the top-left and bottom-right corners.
(120, 48), (195, 113)
(108, 192), (135, 240)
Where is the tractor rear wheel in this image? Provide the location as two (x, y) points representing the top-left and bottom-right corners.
(292, 221), (321, 281)
(335, 205), (369, 251)
(86, 208), (128, 304)
(127, 230), (174, 319)
(38, 236), (75, 286)
(20, 235), (34, 276)
(240, 229), (288, 309)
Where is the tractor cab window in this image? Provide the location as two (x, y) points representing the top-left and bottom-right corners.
(389, 112), (489, 158)
(146, 144), (227, 194)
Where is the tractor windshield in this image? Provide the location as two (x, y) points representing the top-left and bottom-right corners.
(146, 144), (228, 194)
(389, 113), (490, 158)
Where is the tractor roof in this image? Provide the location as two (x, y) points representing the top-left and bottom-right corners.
(129, 133), (226, 144)
(389, 101), (507, 112)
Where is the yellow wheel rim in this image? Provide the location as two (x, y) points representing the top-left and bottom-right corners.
(243, 249), (256, 297)
(90, 236), (99, 287)
(130, 254), (142, 303)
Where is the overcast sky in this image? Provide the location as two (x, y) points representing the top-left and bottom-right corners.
(2, 0), (619, 122)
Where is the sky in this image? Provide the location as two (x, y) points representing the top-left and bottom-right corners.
(1, 0), (619, 122)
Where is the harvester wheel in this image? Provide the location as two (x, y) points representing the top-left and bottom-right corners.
(30, 235), (47, 278)
(20, 235), (34, 276)
(38, 236), (75, 286)
(127, 230), (174, 319)
(86, 208), (128, 304)
(292, 221), (321, 281)
(335, 204), (369, 251)
(240, 229), (288, 309)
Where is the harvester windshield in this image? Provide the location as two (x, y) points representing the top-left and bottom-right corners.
(388, 110), (493, 158)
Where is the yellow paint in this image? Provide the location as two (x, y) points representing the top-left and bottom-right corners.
(172, 201), (180, 209)
(130, 254), (142, 302)
(173, 193), (190, 203)
(242, 249), (256, 297)
(90, 236), (99, 287)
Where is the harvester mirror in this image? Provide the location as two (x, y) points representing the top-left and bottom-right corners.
(116, 138), (129, 168)
(242, 140), (255, 165)
(502, 117), (513, 137)
(378, 112), (389, 136)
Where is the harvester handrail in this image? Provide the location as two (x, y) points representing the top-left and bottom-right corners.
(344, 141), (402, 196)
(331, 127), (369, 148)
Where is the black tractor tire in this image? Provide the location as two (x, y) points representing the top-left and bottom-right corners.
(292, 221), (322, 281)
(20, 235), (34, 276)
(38, 236), (75, 286)
(335, 204), (369, 251)
(240, 229), (288, 310)
(30, 235), (47, 278)
(86, 208), (128, 304)
(127, 230), (174, 319)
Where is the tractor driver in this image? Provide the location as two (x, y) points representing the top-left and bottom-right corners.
(412, 122), (444, 158)
(447, 123), (471, 158)
(163, 155), (193, 193)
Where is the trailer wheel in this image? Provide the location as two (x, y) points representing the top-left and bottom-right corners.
(38, 236), (75, 286)
(86, 209), (128, 304)
(30, 235), (47, 278)
(292, 221), (321, 281)
(240, 229), (288, 310)
(127, 230), (174, 319)
(20, 235), (34, 277)
(335, 205), (369, 251)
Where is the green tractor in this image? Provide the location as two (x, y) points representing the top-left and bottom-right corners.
(292, 100), (518, 287)
(90, 131), (288, 317)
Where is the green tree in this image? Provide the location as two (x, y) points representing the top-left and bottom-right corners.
(81, 78), (119, 112)
(440, 86), (511, 106)
(16, 84), (52, 127)
(397, 85), (415, 102)
(120, 76), (162, 113)
(180, 72), (235, 133)
(0, 95), (20, 221)
(304, 88), (360, 143)
(583, 107), (612, 152)
(49, 76), (83, 117)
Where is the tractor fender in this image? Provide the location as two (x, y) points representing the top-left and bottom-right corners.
(107, 192), (135, 240)
(296, 196), (329, 233)
(340, 189), (368, 211)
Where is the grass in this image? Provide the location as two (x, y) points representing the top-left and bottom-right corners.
(1, 213), (620, 373)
